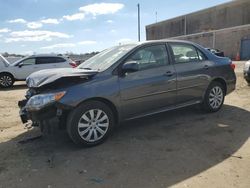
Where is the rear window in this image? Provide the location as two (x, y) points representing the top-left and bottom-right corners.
(36, 57), (66, 64)
(55, 57), (66, 63)
(169, 43), (207, 63)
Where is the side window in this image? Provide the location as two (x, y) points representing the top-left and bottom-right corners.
(126, 45), (169, 71)
(197, 50), (207, 61)
(55, 57), (66, 63)
(21, 58), (36, 66)
(36, 57), (61, 64)
(170, 43), (200, 63)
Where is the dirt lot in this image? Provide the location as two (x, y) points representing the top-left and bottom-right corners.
(0, 62), (249, 188)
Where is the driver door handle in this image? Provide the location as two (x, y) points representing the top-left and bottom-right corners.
(164, 71), (174, 77)
(204, 65), (209, 69)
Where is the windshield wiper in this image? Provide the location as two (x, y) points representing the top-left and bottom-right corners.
(79, 67), (100, 72)
(79, 67), (92, 70)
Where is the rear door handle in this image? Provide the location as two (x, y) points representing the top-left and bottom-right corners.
(164, 71), (174, 77)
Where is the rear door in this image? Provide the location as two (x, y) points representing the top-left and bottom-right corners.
(168, 42), (211, 104)
(51, 57), (70, 68)
(119, 44), (177, 119)
(36, 57), (68, 70)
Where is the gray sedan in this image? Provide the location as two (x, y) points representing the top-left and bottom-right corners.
(18, 40), (236, 146)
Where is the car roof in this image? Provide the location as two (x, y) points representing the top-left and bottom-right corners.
(121, 39), (202, 47)
(26, 54), (68, 58)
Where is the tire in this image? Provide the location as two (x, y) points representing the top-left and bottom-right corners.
(201, 81), (225, 113)
(0, 73), (15, 88)
(67, 101), (115, 147)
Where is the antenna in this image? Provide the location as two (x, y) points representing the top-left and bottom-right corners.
(155, 11), (158, 23)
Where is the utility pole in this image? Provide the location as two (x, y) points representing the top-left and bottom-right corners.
(137, 3), (141, 42)
(184, 15), (187, 35)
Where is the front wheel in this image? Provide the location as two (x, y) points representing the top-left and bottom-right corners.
(201, 81), (225, 112)
(67, 101), (115, 147)
(0, 73), (14, 88)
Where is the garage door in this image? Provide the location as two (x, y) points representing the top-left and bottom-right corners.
(241, 39), (250, 60)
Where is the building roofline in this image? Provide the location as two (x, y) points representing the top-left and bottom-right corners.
(146, 0), (246, 28)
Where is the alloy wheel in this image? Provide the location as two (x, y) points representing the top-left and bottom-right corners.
(0, 75), (13, 87)
(209, 86), (223, 109)
(77, 109), (109, 142)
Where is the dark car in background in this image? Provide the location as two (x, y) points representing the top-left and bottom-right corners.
(244, 60), (250, 85)
(206, 48), (225, 57)
(18, 40), (236, 146)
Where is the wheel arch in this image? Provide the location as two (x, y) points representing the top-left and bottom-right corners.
(0, 71), (15, 79)
(202, 77), (227, 100)
(211, 77), (227, 94)
(78, 97), (119, 125)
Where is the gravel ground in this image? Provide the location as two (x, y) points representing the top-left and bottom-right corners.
(0, 61), (249, 188)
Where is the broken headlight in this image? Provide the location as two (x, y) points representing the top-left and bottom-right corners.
(25, 91), (66, 111)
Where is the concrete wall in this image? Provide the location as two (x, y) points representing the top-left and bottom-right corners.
(146, 0), (250, 40)
(171, 25), (250, 59)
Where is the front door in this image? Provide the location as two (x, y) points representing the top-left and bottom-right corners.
(118, 44), (177, 119)
(14, 57), (37, 80)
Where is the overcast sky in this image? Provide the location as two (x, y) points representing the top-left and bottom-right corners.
(0, 0), (231, 55)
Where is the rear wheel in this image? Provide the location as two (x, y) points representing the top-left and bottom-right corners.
(201, 81), (225, 112)
(0, 73), (14, 88)
(67, 101), (115, 146)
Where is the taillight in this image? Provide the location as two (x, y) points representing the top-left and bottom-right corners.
(230, 63), (236, 70)
(69, 62), (77, 68)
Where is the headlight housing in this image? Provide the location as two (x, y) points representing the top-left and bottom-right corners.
(25, 91), (66, 111)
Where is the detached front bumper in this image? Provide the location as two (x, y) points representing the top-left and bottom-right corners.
(18, 100), (29, 124)
(18, 99), (71, 130)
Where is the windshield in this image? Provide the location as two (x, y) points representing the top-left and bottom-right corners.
(78, 44), (137, 71)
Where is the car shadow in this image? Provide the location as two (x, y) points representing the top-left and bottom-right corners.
(0, 104), (249, 188)
(0, 82), (27, 91)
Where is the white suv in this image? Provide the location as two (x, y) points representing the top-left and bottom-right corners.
(0, 54), (77, 88)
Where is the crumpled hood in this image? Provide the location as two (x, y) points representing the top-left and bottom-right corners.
(26, 68), (98, 88)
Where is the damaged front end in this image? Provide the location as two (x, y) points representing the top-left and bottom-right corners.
(18, 68), (98, 132)
(18, 90), (69, 132)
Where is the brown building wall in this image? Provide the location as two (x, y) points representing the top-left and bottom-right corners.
(145, 0), (250, 59)
(170, 25), (250, 59)
(146, 0), (250, 40)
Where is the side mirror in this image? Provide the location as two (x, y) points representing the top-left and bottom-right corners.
(122, 61), (139, 74)
(18, 63), (23, 68)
